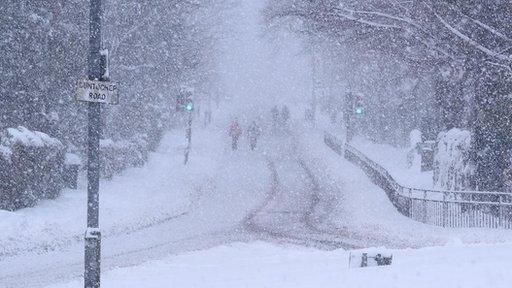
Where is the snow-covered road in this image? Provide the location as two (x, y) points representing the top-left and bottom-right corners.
(0, 118), (405, 287)
(3, 118), (512, 288)
(246, 134), (366, 249)
(0, 120), (351, 288)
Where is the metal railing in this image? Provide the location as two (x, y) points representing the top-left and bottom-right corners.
(324, 132), (512, 229)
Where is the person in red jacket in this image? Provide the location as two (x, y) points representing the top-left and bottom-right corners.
(229, 119), (242, 150)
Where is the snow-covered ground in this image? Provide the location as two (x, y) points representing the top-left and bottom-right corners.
(314, 112), (433, 189)
(0, 111), (273, 288)
(0, 127), (216, 257)
(316, 114), (433, 189)
(4, 0), (512, 286)
(351, 136), (434, 189)
(4, 112), (512, 287)
(46, 241), (512, 288)
(296, 124), (512, 247)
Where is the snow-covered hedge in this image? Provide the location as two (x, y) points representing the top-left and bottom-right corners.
(0, 126), (65, 210)
(433, 128), (473, 191)
(100, 134), (152, 179)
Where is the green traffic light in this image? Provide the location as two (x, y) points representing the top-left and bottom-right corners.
(355, 106), (365, 115)
(185, 102), (194, 111)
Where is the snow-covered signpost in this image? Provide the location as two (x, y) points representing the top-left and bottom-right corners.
(76, 79), (119, 104)
(76, 1), (118, 287)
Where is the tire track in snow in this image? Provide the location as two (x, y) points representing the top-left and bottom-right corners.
(297, 159), (399, 248)
(244, 158), (359, 250)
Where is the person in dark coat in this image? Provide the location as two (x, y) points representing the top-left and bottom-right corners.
(228, 119), (242, 150)
(247, 121), (262, 150)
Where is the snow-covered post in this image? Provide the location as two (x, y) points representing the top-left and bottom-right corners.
(407, 188), (412, 218)
(442, 192), (448, 227)
(499, 195), (503, 228)
(422, 190), (427, 224)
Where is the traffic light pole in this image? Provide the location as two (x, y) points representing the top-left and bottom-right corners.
(85, 1), (102, 287)
(311, 42), (317, 124)
(344, 93), (354, 143)
(184, 111), (192, 165)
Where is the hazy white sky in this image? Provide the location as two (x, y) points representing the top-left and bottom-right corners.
(216, 0), (312, 118)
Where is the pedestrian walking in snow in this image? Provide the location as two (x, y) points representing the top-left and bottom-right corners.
(247, 121), (262, 150)
(281, 105), (290, 129)
(271, 106), (279, 130)
(228, 119), (242, 150)
(281, 105), (290, 126)
(203, 109), (212, 127)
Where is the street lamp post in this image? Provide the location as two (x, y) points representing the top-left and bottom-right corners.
(85, 1), (103, 287)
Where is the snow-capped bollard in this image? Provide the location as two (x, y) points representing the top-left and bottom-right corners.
(349, 252), (393, 268)
(64, 153), (82, 189)
(85, 228), (101, 288)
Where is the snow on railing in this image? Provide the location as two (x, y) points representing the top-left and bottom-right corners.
(324, 132), (512, 229)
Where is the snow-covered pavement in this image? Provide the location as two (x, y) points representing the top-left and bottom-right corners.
(46, 241), (512, 288)
(1, 132), (197, 257)
(350, 136), (434, 189)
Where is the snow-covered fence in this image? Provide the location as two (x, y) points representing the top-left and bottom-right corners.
(324, 132), (512, 229)
(0, 127), (66, 210)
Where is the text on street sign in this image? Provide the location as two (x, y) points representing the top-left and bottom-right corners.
(75, 79), (119, 104)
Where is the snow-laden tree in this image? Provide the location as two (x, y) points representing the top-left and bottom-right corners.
(434, 128), (473, 191)
(0, 1), (222, 207)
(265, 0), (512, 191)
(1, 0), (219, 155)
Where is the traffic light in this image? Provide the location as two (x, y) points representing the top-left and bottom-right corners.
(184, 100), (194, 112)
(176, 90), (194, 112)
(355, 105), (365, 117)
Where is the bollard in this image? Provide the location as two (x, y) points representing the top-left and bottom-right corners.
(63, 164), (80, 189)
(361, 253), (368, 267)
(349, 252), (393, 268)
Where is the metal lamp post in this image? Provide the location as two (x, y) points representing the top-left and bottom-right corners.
(75, 2), (118, 287)
(85, 1), (102, 287)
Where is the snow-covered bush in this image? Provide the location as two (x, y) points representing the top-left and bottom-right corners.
(100, 135), (152, 179)
(0, 126), (65, 210)
(433, 129), (473, 191)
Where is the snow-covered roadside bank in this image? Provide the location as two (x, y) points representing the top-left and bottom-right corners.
(351, 137), (433, 189)
(314, 112), (433, 189)
(45, 241), (512, 288)
(0, 127), (221, 257)
(296, 126), (512, 247)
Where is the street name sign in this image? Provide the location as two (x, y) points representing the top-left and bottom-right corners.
(76, 79), (119, 104)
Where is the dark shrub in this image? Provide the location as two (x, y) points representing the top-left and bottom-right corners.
(0, 126), (65, 210)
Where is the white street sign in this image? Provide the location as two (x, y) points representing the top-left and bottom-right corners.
(75, 79), (119, 104)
